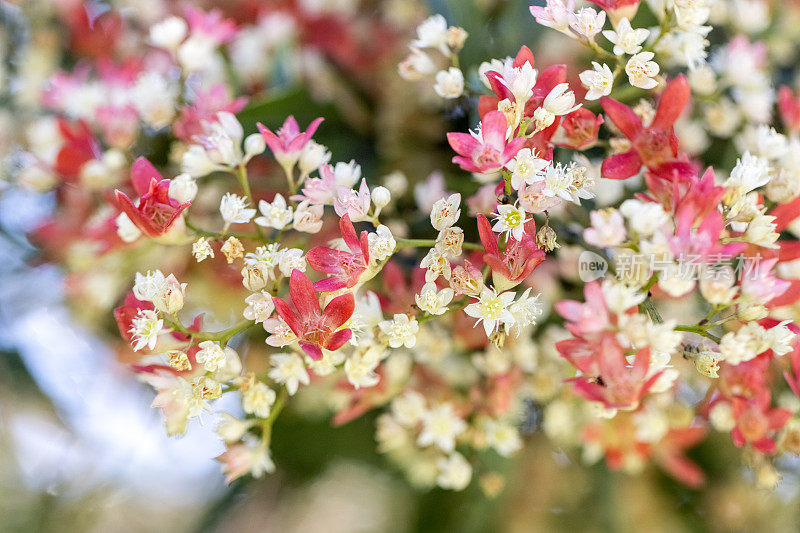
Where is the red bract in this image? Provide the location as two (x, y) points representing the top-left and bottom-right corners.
(447, 111), (526, 173)
(477, 214), (544, 291)
(778, 86), (800, 133)
(600, 75), (692, 180)
(257, 116), (323, 166)
(113, 158), (191, 238)
(567, 334), (660, 411)
(730, 392), (791, 454)
(588, 0), (640, 23)
(307, 215), (370, 292)
(55, 119), (102, 181)
(272, 270), (354, 360)
(555, 281), (610, 337)
(652, 427), (707, 489)
(184, 5), (238, 44)
(173, 84), (248, 142)
(553, 108), (604, 150)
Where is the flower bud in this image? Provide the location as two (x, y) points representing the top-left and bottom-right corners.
(216, 412), (254, 444)
(212, 346), (243, 382)
(169, 173), (198, 203)
(737, 303), (767, 322)
(372, 186), (391, 209)
(244, 133), (266, 161)
(242, 263), (268, 291)
(153, 274), (186, 314)
(298, 140), (331, 177)
(116, 213), (142, 243)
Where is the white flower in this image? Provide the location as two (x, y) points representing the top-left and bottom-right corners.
(766, 321), (796, 356)
(398, 46), (436, 81)
(255, 193), (294, 230)
(220, 193), (256, 224)
(149, 16), (188, 50)
(412, 14), (450, 55)
(152, 274), (186, 315)
(416, 282), (455, 316)
(505, 288), (543, 336)
(626, 52), (660, 90)
(133, 72), (177, 129)
(298, 140), (331, 177)
(216, 413), (255, 443)
(196, 341), (228, 372)
(534, 83), (581, 131)
(129, 309), (163, 351)
(568, 8), (606, 40)
(579, 62), (614, 100)
(619, 199), (669, 236)
(242, 382), (276, 418)
(436, 453), (472, 490)
(344, 346), (384, 389)
(603, 17), (649, 55)
(192, 237), (214, 262)
(584, 209), (626, 247)
(181, 144), (218, 177)
(465, 287), (516, 336)
(718, 323), (768, 365)
(434, 67), (465, 99)
(379, 314), (420, 348)
(435, 227), (464, 257)
(726, 152), (771, 195)
(201, 112), (244, 166)
(264, 317), (297, 347)
(391, 391), (427, 427)
(743, 214), (779, 249)
(367, 225), (396, 264)
(601, 279), (646, 314)
(332, 160), (362, 188)
(504, 148), (548, 190)
(277, 248), (306, 277)
(116, 213), (142, 243)
(243, 291), (275, 323)
(497, 61), (538, 106)
(484, 419), (523, 457)
(418, 403), (466, 453)
(293, 201), (324, 233)
(492, 203), (530, 241)
(430, 193), (462, 231)
(420, 247), (452, 282)
(133, 270), (166, 301)
(530, 0), (574, 36)
(169, 173), (198, 203)
(268, 353), (310, 395)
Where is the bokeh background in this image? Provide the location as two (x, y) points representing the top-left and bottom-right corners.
(3, 0), (800, 531)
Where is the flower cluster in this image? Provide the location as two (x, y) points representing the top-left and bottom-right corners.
(8, 0), (800, 496)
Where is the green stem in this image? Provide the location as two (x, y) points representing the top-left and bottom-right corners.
(261, 387), (289, 444)
(418, 298), (470, 323)
(674, 325), (721, 344)
(162, 317), (255, 344)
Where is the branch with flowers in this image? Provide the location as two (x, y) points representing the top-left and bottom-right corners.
(9, 0), (800, 499)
